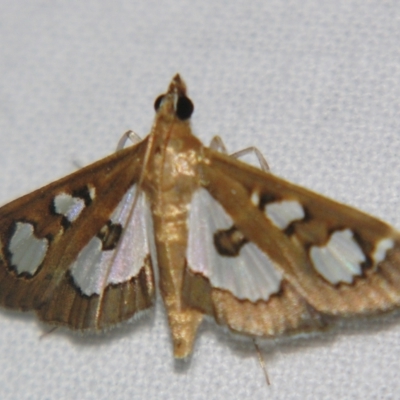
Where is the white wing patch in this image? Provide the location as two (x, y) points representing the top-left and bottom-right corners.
(54, 193), (86, 222)
(9, 222), (48, 276)
(265, 200), (305, 230)
(70, 185), (154, 296)
(187, 188), (282, 302)
(372, 238), (394, 265)
(310, 229), (366, 284)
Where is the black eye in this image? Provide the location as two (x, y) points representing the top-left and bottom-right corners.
(154, 94), (165, 111)
(176, 96), (194, 120)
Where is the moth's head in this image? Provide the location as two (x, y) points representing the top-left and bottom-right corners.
(153, 74), (194, 121)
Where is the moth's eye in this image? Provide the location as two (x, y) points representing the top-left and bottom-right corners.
(176, 96), (194, 120)
(154, 94), (165, 111)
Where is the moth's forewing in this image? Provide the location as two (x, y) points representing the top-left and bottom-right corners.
(0, 139), (156, 330)
(183, 148), (400, 338)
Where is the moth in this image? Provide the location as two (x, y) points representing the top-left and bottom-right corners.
(0, 74), (399, 359)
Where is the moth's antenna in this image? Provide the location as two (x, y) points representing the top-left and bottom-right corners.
(95, 129), (157, 326)
(253, 339), (270, 386)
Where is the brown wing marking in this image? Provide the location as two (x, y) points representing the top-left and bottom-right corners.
(37, 255), (154, 330)
(183, 269), (327, 337)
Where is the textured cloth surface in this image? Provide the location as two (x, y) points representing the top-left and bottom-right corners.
(1, 1), (400, 399)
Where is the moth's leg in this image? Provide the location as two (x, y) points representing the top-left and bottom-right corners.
(74, 131), (142, 168)
(209, 135), (228, 154)
(116, 130), (142, 151)
(39, 326), (58, 339)
(231, 146), (270, 172)
(209, 135), (270, 172)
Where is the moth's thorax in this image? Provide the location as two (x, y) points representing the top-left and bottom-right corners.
(145, 120), (204, 196)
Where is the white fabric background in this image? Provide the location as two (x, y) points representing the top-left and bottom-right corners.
(1, 1), (400, 399)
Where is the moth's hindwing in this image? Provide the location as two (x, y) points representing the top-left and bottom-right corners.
(183, 148), (400, 338)
(0, 139), (156, 331)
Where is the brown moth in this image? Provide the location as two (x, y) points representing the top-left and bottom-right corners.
(0, 74), (399, 359)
